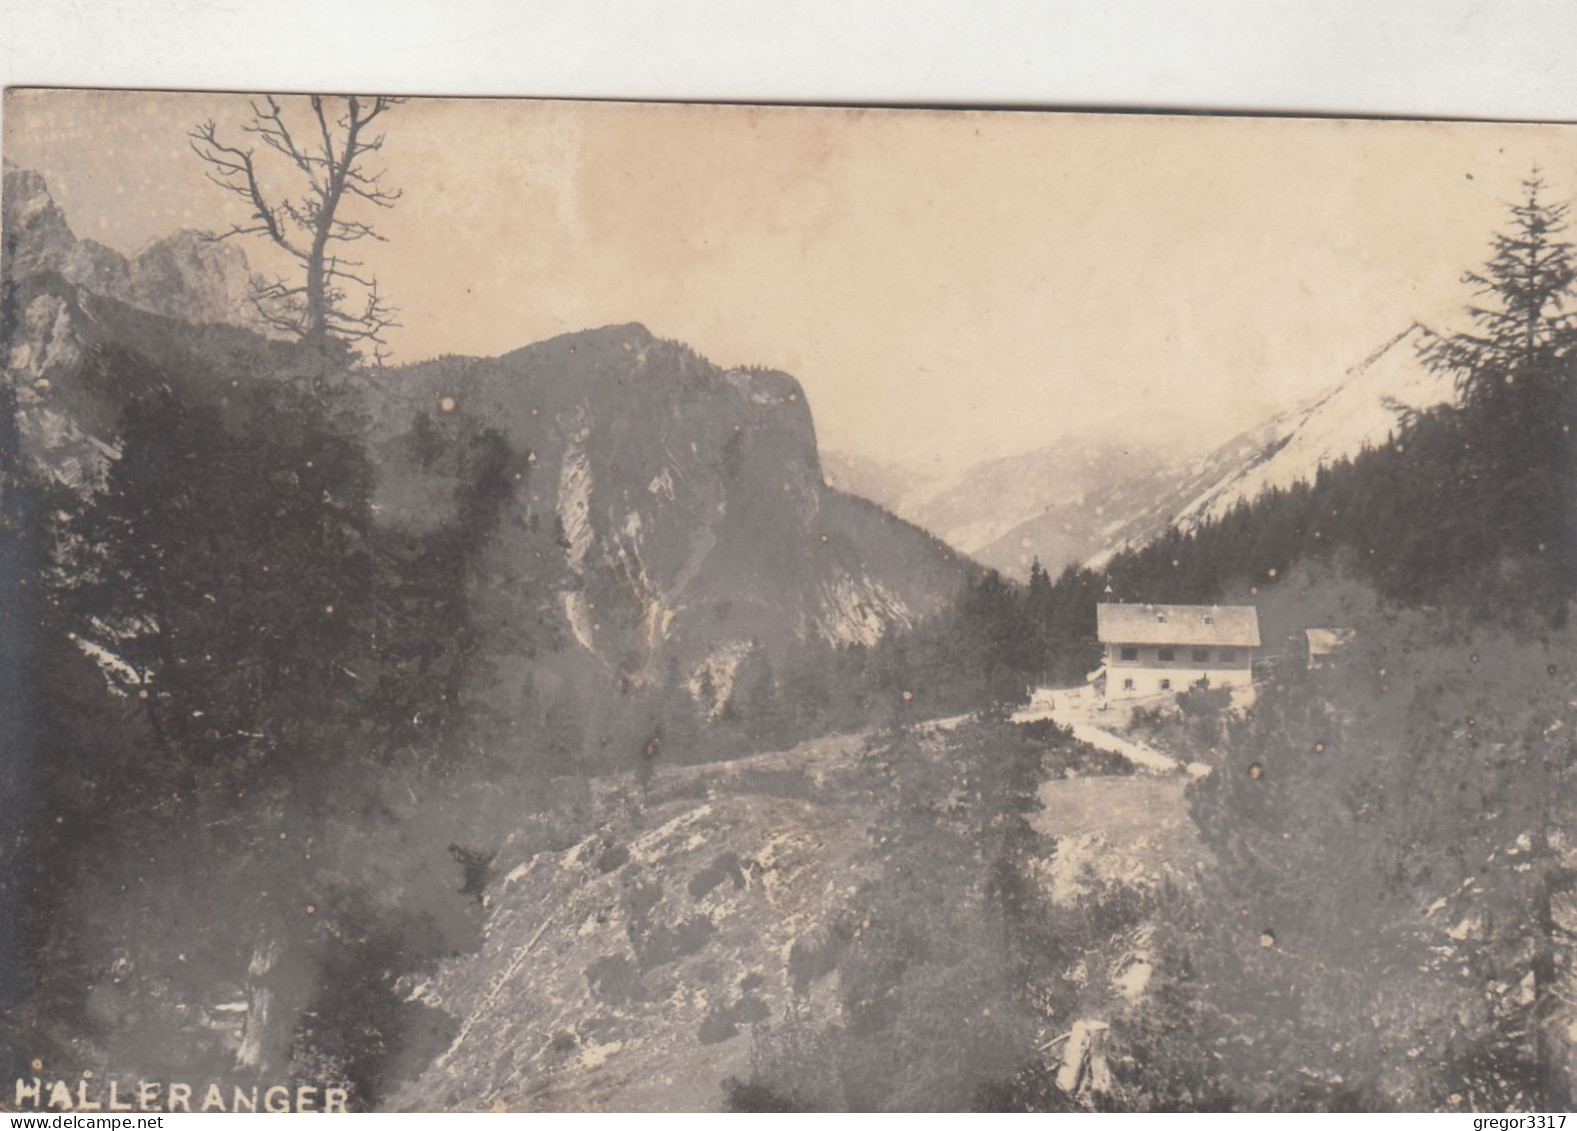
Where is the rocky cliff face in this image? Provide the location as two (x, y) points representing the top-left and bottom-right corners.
(126, 228), (261, 327)
(1, 270), (303, 496)
(2, 161), (263, 330)
(370, 325), (971, 719)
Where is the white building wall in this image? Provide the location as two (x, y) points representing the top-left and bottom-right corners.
(1104, 643), (1252, 701)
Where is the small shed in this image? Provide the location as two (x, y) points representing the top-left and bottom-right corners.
(1305, 627), (1356, 669)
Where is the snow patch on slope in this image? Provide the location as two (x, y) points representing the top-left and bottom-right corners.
(1174, 324), (1451, 529)
(74, 637), (145, 693)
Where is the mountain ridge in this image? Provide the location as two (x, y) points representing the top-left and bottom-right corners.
(1165, 323), (1446, 533)
(369, 322), (973, 703)
(2, 160), (266, 331)
(3, 172), (972, 759)
(829, 324), (1454, 580)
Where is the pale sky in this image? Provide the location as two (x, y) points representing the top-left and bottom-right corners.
(5, 90), (1575, 474)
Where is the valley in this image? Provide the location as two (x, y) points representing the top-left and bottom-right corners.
(7, 115), (1577, 1114)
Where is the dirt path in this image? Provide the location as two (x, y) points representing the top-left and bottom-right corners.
(1052, 717), (1179, 773)
(1013, 687), (1214, 778)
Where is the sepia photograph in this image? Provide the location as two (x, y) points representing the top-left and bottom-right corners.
(2, 88), (1575, 1113)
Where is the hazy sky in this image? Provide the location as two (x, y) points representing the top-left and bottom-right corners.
(5, 90), (1574, 474)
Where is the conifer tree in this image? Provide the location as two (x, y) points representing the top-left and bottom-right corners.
(1424, 172), (1577, 602)
(1427, 173), (1576, 407)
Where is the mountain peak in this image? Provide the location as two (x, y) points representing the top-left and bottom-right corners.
(2, 162), (77, 275)
(836, 323), (1458, 579)
(2, 163), (265, 331)
(1166, 322), (1453, 532)
(127, 228), (259, 327)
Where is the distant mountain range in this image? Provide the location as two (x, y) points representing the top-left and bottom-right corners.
(826, 323), (1453, 578)
(822, 441), (1167, 574)
(6, 156), (1455, 652)
(2, 159), (264, 329)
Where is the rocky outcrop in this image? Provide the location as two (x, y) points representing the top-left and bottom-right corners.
(371, 324), (972, 708)
(126, 228), (259, 327)
(3, 160), (263, 329)
(4, 168), (971, 750)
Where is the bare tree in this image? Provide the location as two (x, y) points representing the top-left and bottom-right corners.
(190, 95), (406, 357)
